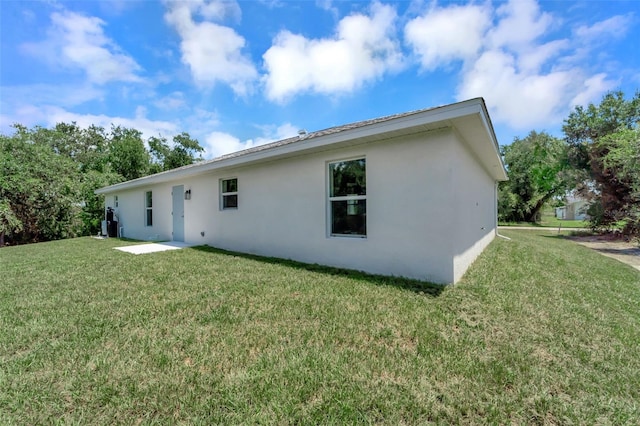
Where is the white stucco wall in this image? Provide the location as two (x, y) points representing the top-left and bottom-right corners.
(106, 128), (496, 283)
(191, 130), (456, 282)
(451, 133), (497, 283)
(104, 184), (174, 241)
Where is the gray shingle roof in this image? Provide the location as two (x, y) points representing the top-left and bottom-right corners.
(97, 101), (486, 192)
(174, 105), (439, 172)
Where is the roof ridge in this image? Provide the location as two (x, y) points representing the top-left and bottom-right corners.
(200, 104), (442, 164)
(96, 99), (498, 193)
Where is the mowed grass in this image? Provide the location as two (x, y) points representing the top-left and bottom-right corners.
(1, 232), (639, 424)
(499, 217), (587, 229)
(499, 207), (588, 228)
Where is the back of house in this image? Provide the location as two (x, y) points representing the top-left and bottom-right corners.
(96, 98), (507, 283)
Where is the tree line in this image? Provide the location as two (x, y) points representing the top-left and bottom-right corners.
(499, 90), (639, 237)
(1, 91), (638, 246)
(0, 123), (204, 246)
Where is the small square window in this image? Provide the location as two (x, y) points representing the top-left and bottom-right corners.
(221, 178), (238, 210)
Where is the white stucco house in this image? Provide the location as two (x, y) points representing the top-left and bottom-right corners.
(96, 98), (507, 283)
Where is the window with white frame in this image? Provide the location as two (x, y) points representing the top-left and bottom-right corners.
(114, 195), (119, 207)
(220, 178), (238, 209)
(328, 158), (366, 236)
(145, 191), (153, 226)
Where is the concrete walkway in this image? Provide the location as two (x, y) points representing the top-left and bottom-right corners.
(115, 241), (194, 255)
(567, 235), (640, 272)
(500, 227), (640, 272)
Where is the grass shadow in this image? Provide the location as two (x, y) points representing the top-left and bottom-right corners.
(113, 237), (145, 243)
(190, 245), (444, 297)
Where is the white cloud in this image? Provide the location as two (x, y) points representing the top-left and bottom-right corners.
(2, 104), (177, 140)
(203, 132), (250, 158)
(263, 2), (403, 102)
(487, 0), (553, 50)
(21, 10), (142, 84)
(154, 91), (187, 110)
(164, 0), (257, 95)
(457, 50), (575, 129)
(1, 83), (104, 109)
(404, 0), (618, 130)
(460, 0), (617, 128)
(259, 0), (285, 9)
(569, 74), (616, 108)
(316, 0), (339, 18)
(404, 4), (490, 70)
(575, 14), (633, 41)
(247, 122), (298, 146)
(516, 39), (569, 74)
(203, 122), (298, 158)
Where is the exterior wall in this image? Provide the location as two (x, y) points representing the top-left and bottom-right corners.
(451, 135), (497, 283)
(557, 201), (587, 221)
(198, 130), (456, 283)
(106, 129), (497, 283)
(104, 184), (174, 241)
(567, 201), (588, 220)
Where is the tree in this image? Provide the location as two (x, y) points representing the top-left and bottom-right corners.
(592, 128), (640, 234)
(79, 169), (122, 235)
(165, 132), (204, 170)
(498, 131), (573, 222)
(0, 199), (22, 247)
(1, 122), (202, 245)
(0, 127), (83, 245)
(148, 135), (171, 174)
(148, 132), (204, 173)
(563, 91), (640, 235)
(108, 125), (149, 180)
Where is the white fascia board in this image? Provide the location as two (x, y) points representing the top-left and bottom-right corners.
(96, 99), (495, 195)
(477, 101), (508, 181)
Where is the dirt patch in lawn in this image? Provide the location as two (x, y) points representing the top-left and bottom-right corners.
(567, 234), (640, 271)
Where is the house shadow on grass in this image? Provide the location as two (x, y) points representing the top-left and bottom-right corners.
(190, 245), (444, 297)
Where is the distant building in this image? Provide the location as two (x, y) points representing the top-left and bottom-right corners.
(556, 196), (588, 220)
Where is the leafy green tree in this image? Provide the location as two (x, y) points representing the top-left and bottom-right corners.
(165, 132), (204, 170)
(499, 131), (573, 222)
(108, 125), (149, 180)
(148, 132), (204, 173)
(563, 91), (640, 234)
(80, 170), (122, 235)
(591, 128), (640, 234)
(148, 135), (171, 174)
(0, 127), (82, 244)
(46, 123), (108, 172)
(0, 198), (22, 246)
(1, 122), (203, 244)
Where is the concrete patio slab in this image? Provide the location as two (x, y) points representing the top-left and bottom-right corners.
(115, 241), (195, 255)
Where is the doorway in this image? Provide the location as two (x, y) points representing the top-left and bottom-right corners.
(172, 185), (185, 242)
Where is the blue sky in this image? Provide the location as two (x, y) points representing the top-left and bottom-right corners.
(1, 0), (638, 159)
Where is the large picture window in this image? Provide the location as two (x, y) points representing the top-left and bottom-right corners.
(145, 191), (153, 226)
(221, 178), (238, 209)
(329, 158), (366, 236)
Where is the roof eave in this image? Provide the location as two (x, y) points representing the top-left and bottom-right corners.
(95, 98), (507, 194)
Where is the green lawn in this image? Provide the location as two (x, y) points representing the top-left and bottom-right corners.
(1, 232), (639, 424)
(499, 217), (588, 229)
(499, 207), (589, 228)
